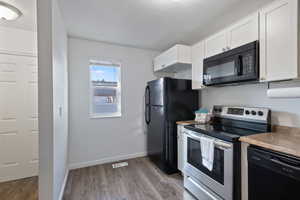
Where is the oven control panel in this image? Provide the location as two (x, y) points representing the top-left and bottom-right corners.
(213, 106), (270, 123)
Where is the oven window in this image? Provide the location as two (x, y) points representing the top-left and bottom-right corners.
(206, 61), (236, 79)
(187, 138), (224, 185)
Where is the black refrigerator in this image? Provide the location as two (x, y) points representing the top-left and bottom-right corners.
(145, 78), (199, 174)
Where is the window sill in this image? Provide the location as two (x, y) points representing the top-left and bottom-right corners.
(89, 114), (122, 119)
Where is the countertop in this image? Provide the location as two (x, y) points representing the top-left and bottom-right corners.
(176, 120), (199, 125)
(240, 126), (300, 158)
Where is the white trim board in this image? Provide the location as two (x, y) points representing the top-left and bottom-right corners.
(68, 152), (147, 170)
(58, 169), (69, 200)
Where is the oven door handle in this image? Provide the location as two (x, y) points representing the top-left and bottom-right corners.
(186, 131), (232, 150)
(214, 141), (232, 150)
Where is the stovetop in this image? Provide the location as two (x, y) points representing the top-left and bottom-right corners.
(185, 106), (271, 142)
(184, 123), (268, 142)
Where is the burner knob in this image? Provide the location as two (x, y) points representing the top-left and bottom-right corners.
(245, 110), (250, 115)
(251, 111), (257, 115)
(258, 111), (264, 116)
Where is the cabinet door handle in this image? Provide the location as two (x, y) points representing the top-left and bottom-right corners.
(227, 46), (231, 50)
(222, 48), (226, 52)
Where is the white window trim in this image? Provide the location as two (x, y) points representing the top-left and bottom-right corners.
(89, 60), (122, 119)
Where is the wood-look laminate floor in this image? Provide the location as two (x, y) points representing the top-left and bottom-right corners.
(63, 157), (197, 200)
(0, 176), (38, 200)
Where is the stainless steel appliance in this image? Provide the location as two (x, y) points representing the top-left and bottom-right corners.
(145, 78), (199, 174)
(184, 106), (271, 200)
(203, 41), (259, 86)
(248, 146), (300, 200)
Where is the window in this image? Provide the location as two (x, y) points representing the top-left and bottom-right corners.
(89, 60), (121, 118)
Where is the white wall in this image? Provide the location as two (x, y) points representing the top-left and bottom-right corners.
(201, 83), (300, 128)
(37, 0), (54, 199)
(37, 0), (68, 199)
(68, 37), (158, 169)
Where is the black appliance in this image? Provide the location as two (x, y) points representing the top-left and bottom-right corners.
(184, 106), (271, 200)
(203, 41), (259, 86)
(145, 78), (198, 174)
(248, 146), (300, 200)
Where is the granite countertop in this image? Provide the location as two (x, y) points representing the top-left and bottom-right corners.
(176, 120), (199, 125)
(240, 126), (300, 158)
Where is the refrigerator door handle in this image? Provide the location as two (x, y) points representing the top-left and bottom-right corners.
(145, 86), (151, 124)
(145, 105), (151, 124)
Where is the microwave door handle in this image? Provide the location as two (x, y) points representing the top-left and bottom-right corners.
(237, 55), (243, 76)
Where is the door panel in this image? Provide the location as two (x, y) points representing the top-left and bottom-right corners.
(0, 54), (38, 182)
(177, 125), (183, 172)
(260, 0), (298, 81)
(205, 31), (227, 58)
(192, 41), (205, 89)
(228, 13), (259, 49)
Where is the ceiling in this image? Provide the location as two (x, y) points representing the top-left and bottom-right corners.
(58, 0), (274, 51)
(0, 0), (274, 50)
(0, 0), (36, 31)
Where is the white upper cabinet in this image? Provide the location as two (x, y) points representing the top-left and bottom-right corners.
(192, 41), (205, 90)
(260, 0), (299, 82)
(204, 31), (228, 58)
(204, 13), (259, 58)
(153, 45), (191, 72)
(227, 13), (259, 49)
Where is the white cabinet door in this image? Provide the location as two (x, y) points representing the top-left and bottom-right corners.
(205, 31), (228, 58)
(227, 13), (259, 49)
(177, 125), (183, 172)
(260, 0), (299, 82)
(153, 45), (191, 72)
(153, 54), (164, 71)
(0, 54), (38, 183)
(178, 125), (188, 173)
(192, 41), (205, 90)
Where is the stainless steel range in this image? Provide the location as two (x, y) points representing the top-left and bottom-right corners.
(183, 106), (271, 200)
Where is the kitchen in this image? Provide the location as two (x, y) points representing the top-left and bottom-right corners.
(0, 0), (300, 199)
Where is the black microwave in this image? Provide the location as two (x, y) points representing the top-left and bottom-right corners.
(203, 41), (259, 86)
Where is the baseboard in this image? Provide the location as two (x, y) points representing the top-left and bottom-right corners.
(58, 169), (69, 200)
(68, 152), (147, 170)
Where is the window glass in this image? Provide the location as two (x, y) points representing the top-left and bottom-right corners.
(89, 61), (121, 118)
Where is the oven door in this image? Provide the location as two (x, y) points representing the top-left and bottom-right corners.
(184, 131), (234, 200)
(203, 55), (241, 86)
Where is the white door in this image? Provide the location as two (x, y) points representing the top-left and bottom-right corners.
(227, 13), (259, 49)
(192, 41), (205, 90)
(205, 31), (228, 58)
(0, 54), (38, 183)
(260, 0), (298, 82)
